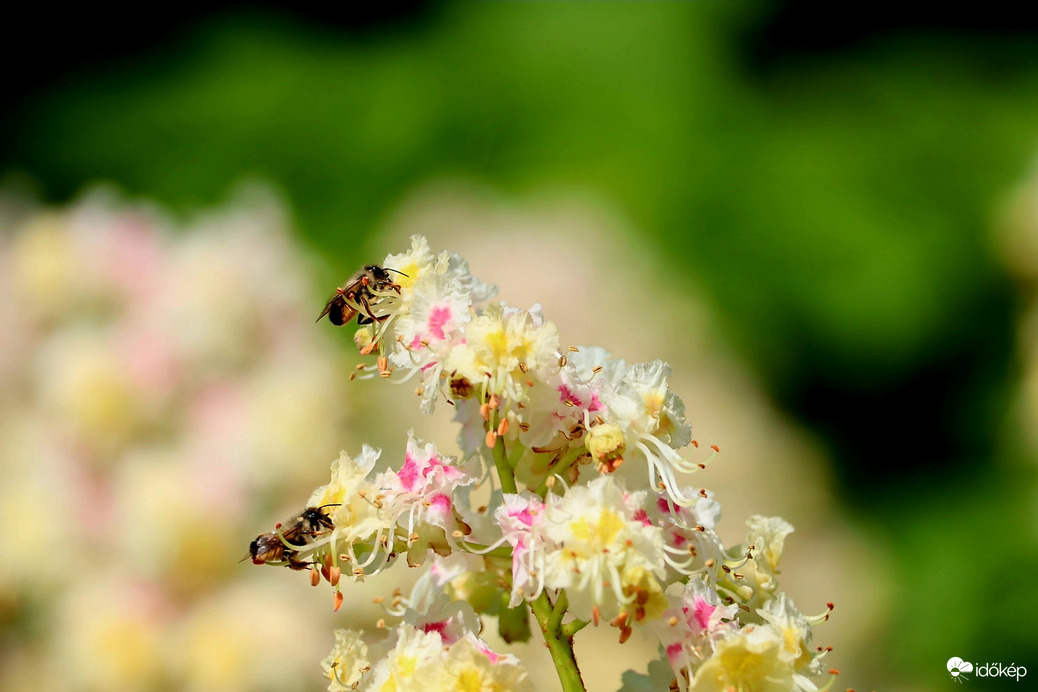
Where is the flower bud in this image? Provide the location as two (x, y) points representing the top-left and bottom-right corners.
(587, 423), (626, 472)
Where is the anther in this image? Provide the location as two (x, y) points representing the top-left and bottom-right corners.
(519, 362), (529, 374)
(559, 355), (567, 368)
(592, 366), (603, 374)
(311, 568), (321, 586)
(329, 567), (341, 586)
(485, 430), (498, 448)
(415, 387), (423, 397)
(376, 618), (386, 629)
(334, 591), (344, 611)
(479, 403), (490, 421)
(710, 445), (719, 452)
(592, 606), (600, 626)
(569, 346), (579, 352)
(497, 418), (509, 436)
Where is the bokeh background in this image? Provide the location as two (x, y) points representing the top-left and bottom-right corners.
(3, 2), (1038, 691)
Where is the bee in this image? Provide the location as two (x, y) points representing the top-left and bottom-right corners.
(317, 265), (407, 326)
(245, 504), (339, 570)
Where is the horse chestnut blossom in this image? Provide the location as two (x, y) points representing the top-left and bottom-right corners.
(247, 235), (838, 691)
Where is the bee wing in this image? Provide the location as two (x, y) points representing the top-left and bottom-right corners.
(316, 295), (337, 323)
(317, 277), (366, 324)
(248, 534), (285, 564)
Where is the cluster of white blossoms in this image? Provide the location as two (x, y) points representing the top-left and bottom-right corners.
(0, 188), (351, 691)
(250, 235), (838, 692)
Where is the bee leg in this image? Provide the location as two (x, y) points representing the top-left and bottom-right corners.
(358, 294), (384, 324)
(287, 555), (313, 570)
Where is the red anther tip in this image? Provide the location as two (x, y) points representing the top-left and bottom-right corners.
(710, 445), (719, 452)
(827, 602), (835, 610)
(828, 668), (839, 675)
(334, 591), (344, 612)
(691, 440), (699, 447)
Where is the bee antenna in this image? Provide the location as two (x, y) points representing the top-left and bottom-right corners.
(318, 503), (342, 510)
(384, 268), (408, 277)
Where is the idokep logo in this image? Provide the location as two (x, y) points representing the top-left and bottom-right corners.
(948, 658), (973, 683)
(947, 657), (1028, 683)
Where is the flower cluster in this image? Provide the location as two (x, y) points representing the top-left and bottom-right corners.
(0, 188), (348, 691)
(249, 235), (838, 691)
(321, 599), (531, 692)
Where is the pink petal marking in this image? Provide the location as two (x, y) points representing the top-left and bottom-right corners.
(693, 597), (716, 630)
(429, 493), (452, 515)
(398, 452), (420, 492)
(426, 305), (452, 341)
(557, 384), (582, 407)
(422, 621), (448, 640)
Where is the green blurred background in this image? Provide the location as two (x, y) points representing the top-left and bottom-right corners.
(4, 2), (1038, 689)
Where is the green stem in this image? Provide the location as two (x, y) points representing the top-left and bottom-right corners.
(488, 409), (584, 691)
(548, 590), (569, 631)
(562, 618), (590, 638)
(530, 592), (586, 692)
(490, 413), (518, 495)
(535, 447), (586, 497)
(457, 542), (513, 559)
